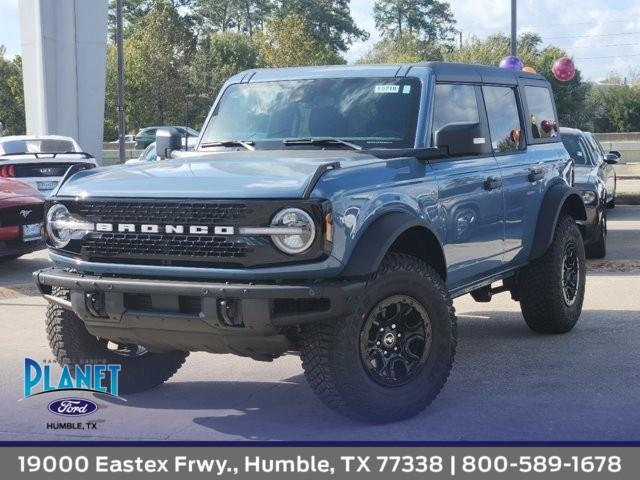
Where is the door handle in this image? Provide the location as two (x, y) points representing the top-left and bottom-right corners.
(528, 167), (545, 182)
(484, 176), (502, 191)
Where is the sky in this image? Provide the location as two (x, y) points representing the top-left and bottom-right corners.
(2, 0), (639, 82)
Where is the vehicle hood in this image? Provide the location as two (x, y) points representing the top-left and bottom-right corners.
(56, 150), (377, 198)
(0, 178), (45, 203)
(573, 164), (595, 186)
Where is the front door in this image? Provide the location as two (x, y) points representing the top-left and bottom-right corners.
(481, 84), (537, 265)
(429, 83), (505, 290)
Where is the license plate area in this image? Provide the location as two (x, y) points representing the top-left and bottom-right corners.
(36, 181), (58, 191)
(22, 223), (43, 242)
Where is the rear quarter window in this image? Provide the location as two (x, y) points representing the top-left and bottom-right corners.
(524, 86), (559, 143)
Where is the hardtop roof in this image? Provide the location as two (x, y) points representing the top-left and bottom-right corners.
(232, 61), (547, 85)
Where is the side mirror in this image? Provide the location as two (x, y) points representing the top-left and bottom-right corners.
(609, 150), (621, 159)
(604, 153), (619, 165)
(155, 127), (182, 159)
(434, 122), (487, 157)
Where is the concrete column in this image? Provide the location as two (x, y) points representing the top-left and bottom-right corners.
(19, 0), (108, 163)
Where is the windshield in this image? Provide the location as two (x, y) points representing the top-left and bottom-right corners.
(200, 77), (421, 149)
(561, 134), (591, 165)
(585, 133), (605, 157)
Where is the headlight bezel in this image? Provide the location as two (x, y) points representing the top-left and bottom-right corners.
(269, 207), (317, 255)
(45, 203), (94, 248)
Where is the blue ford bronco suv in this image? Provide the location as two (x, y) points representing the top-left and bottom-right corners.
(35, 62), (587, 423)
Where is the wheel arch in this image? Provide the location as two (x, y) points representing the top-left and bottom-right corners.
(341, 212), (447, 280)
(529, 181), (587, 261)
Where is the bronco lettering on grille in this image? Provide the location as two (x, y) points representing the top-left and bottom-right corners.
(94, 223), (235, 235)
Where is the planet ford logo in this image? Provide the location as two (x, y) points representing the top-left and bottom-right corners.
(47, 398), (98, 417)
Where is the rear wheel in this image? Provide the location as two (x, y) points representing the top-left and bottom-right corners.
(519, 214), (586, 333)
(300, 253), (456, 423)
(45, 289), (188, 394)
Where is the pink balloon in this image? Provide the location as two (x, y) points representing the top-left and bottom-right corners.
(552, 57), (576, 82)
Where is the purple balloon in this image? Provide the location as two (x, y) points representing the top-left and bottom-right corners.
(499, 55), (524, 71)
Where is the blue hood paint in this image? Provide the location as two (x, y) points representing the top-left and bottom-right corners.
(58, 150), (377, 199)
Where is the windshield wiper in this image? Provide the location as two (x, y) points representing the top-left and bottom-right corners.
(283, 137), (362, 151)
(200, 140), (255, 151)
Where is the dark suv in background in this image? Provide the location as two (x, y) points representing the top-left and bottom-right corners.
(561, 127), (618, 258)
(36, 62), (587, 423)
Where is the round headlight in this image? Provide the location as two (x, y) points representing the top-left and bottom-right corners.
(581, 190), (597, 205)
(46, 204), (73, 248)
(270, 208), (316, 254)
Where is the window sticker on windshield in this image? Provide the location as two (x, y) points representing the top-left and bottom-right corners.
(375, 85), (400, 94)
(402, 85), (411, 94)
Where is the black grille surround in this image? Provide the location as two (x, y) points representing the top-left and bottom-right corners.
(47, 198), (330, 268)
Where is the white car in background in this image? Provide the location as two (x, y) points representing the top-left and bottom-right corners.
(0, 135), (97, 195)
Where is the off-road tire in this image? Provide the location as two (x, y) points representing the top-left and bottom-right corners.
(585, 212), (606, 259)
(45, 288), (188, 394)
(519, 214), (586, 333)
(300, 253), (457, 423)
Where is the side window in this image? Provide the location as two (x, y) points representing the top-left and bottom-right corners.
(482, 86), (523, 153)
(524, 86), (558, 140)
(432, 84), (480, 140)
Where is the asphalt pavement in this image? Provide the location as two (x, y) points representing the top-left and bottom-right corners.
(0, 207), (639, 441)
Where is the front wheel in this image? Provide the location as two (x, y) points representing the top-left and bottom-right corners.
(45, 289), (188, 394)
(300, 253), (457, 423)
(519, 214), (586, 333)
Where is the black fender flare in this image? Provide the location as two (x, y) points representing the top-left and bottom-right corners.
(529, 181), (587, 261)
(341, 211), (445, 278)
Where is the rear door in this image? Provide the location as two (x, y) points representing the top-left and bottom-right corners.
(428, 83), (505, 289)
(502, 82), (566, 264)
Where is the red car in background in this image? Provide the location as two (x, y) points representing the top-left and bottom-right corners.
(0, 178), (45, 261)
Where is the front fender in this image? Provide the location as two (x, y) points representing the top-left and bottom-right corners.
(529, 181), (587, 261)
(341, 211), (442, 277)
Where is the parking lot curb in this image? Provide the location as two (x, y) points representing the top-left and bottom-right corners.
(618, 193), (640, 205)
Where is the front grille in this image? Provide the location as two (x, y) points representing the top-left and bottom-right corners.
(54, 199), (327, 268)
(75, 201), (252, 225)
(83, 232), (252, 260)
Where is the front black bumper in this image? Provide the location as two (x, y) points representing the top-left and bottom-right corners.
(34, 268), (365, 359)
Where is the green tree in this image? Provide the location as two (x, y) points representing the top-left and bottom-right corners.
(108, 0), (194, 40)
(194, 0), (272, 35)
(189, 32), (260, 126)
(373, 0), (456, 43)
(591, 85), (640, 132)
(257, 15), (345, 67)
(358, 33), (443, 64)
(271, 0), (368, 52)
(104, 1), (195, 138)
(0, 46), (25, 136)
